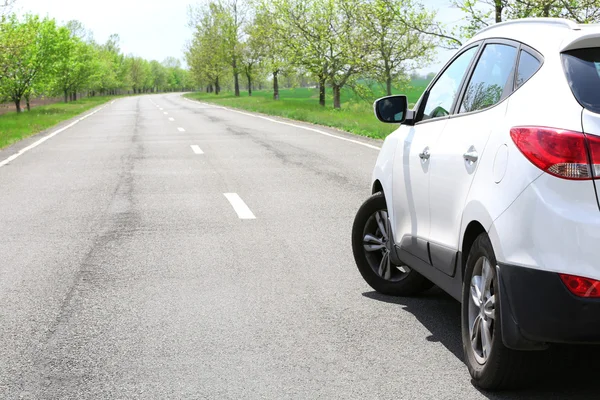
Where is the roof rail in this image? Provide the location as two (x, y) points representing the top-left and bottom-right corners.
(477, 18), (580, 35)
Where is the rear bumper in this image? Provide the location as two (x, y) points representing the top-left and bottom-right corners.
(489, 173), (600, 281)
(498, 263), (600, 348)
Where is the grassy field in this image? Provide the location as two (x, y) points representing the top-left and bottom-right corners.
(185, 80), (429, 139)
(0, 96), (117, 149)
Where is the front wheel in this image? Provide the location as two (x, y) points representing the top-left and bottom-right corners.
(351, 192), (432, 296)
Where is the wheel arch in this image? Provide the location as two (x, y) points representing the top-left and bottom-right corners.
(372, 180), (383, 195)
(461, 221), (487, 278)
(371, 133), (399, 242)
(460, 200), (497, 278)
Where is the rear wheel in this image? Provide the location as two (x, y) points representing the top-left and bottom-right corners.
(462, 233), (540, 390)
(351, 192), (432, 296)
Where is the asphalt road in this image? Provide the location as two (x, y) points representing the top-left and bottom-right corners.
(0, 93), (597, 399)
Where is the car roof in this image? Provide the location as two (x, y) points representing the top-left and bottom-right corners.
(465, 18), (600, 55)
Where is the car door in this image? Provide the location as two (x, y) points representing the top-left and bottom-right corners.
(392, 45), (480, 263)
(427, 41), (519, 276)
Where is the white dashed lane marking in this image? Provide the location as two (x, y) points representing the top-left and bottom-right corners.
(224, 193), (256, 220)
(190, 145), (204, 154)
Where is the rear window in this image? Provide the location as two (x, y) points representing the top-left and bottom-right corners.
(562, 48), (600, 114)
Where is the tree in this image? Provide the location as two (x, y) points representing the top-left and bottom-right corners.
(187, 2), (229, 94)
(128, 56), (150, 93)
(239, 40), (261, 96)
(53, 26), (99, 102)
(0, 0), (15, 17)
(149, 60), (167, 92)
(217, 0), (247, 97)
(247, 3), (289, 100)
(362, 0), (436, 95)
(273, 0), (330, 105)
(162, 56), (181, 69)
(0, 15), (61, 112)
(275, 0), (372, 109)
(65, 20), (93, 42)
(452, 0), (600, 40)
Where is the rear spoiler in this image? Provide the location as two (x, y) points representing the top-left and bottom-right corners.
(561, 31), (600, 52)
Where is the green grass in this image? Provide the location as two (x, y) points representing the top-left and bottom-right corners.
(185, 81), (429, 139)
(0, 96), (117, 149)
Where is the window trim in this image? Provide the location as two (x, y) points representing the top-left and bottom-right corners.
(454, 38), (519, 116)
(415, 38), (544, 125)
(414, 41), (483, 125)
(514, 45), (544, 91)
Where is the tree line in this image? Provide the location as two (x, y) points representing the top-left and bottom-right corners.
(186, 0), (437, 109)
(435, 0), (600, 47)
(0, 13), (193, 113)
(186, 0), (600, 109)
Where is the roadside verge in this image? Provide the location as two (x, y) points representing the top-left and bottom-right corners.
(0, 99), (116, 167)
(183, 92), (396, 140)
(0, 96), (119, 150)
(181, 95), (382, 151)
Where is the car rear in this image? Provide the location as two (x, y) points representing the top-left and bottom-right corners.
(489, 28), (600, 346)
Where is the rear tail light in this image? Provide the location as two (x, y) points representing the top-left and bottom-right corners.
(510, 127), (600, 180)
(559, 273), (600, 298)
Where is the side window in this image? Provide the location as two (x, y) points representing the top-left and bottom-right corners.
(516, 50), (541, 88)
(459, 43), (518, 113)
(421, 46), (478, 121)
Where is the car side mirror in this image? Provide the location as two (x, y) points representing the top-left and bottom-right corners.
(374, 95), (409, 124)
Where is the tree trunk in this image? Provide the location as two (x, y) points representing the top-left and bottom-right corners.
(25, 94), (30, 111)
(273, 70), (279, 100)
(233, 57), (240, 97)
(64, 90), (68, 103)
(14, 98), (21, 113)
(333, 85), (341, 109)
(247, 73), (252, 96)
(386, 75), (393, 96)
(215, 77), (220, 95)
(73, 92), (77, 101)
(542, 3), (550, 17)
(319, 77), (326, 106)
(495, 0), (502, 22)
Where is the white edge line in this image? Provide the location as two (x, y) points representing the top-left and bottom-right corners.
(190, 145), (204, 154)
(224, 193), (256, 220)
(183, 96), (381, 151)
(0, 104), (108, 167)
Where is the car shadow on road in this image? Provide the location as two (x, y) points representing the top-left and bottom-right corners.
(363, 289), (600, 399)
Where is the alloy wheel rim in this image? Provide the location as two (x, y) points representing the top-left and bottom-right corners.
(468, 256), (496, 365)
(362, 209), (410, 282)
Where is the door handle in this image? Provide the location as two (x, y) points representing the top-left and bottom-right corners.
(463, 148), (479, 163)
(419, 147), (430, 160)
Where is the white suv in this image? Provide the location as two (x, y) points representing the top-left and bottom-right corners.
(352, 18), (600, 390)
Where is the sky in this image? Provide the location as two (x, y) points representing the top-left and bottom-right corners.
(15, 0), (466, 74)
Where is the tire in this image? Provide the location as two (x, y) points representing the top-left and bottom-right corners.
(351, 192), (433, 296)
(461, 233), (541, 390)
